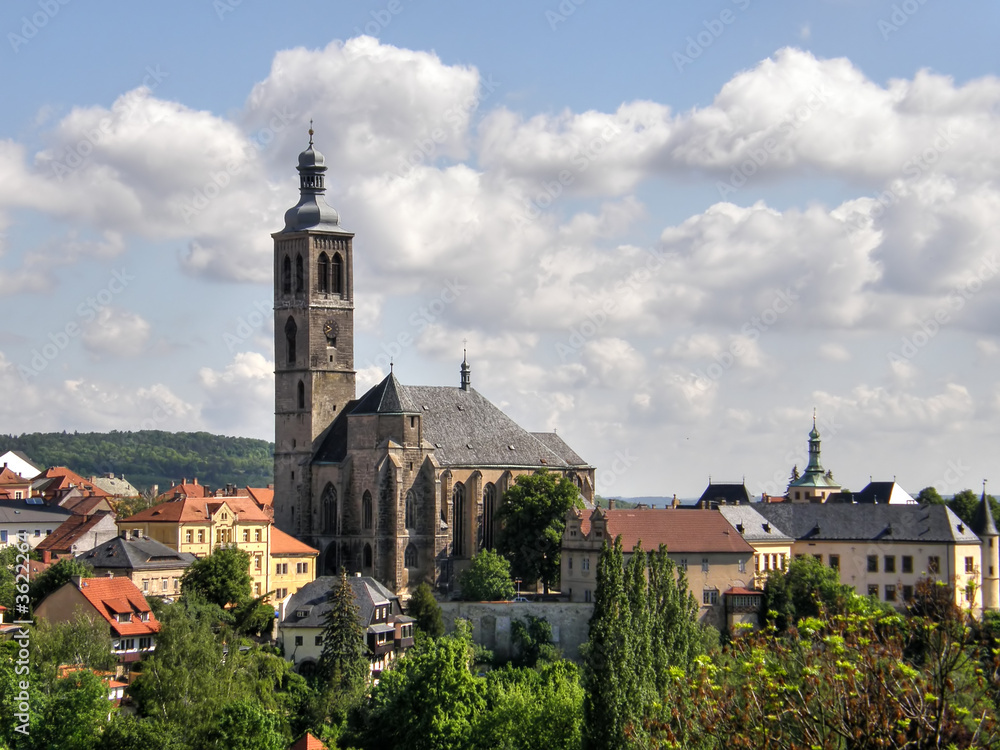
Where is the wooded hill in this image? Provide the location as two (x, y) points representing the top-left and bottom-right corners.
(0, 430), (274, 493)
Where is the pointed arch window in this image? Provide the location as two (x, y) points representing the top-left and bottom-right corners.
(317, 252), (329, 294)
(404, 543), (418, 568)
(295, 254), (304, 293)
(405, 490), (416, 530)
(363, 490), (373, 530)
(332, 253), (343, 295)
(297, 380), (305, 410)
(281, 256), (291, 295)
(363, 543), (373, 569)
(285, 317), (297, 365)
(322, 484), (337, 534)
(482, 483), (496, 551)
(452, 482), (466, 557)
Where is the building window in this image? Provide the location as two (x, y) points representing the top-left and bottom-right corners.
(276, 563), (288, 575)
(285, 316), (297, 365)
(867, 555), (878, 573)
(253, 555), (261, 570)
(884, 556), (895, 574)
(185, 530), (192, 543)
(902, 555), (913, 574)
(198, 530), (204, 543)
(829, 554), (839, 569)
(322, 484), (338, 535)
(174, 579), (179, 591)
(582, 557), (590, 572)
(701, 558), (709, 573)
(738, 558), (746, 573)
(0, 531), (6, 543)
(117, 612), (132, 623)
(332, 253), (343, 295)
(34, 530), (40, 537)
(404, 544), (418, 568)
(813, 554), (822, 562)
(317, 252), (329, 293)
(363, 491), (374, 531)
(568, 556), (573, 571)
(364, 543), (373, 569)
(966, 556), (975, 573)
(702, 590), (718, 605)
(296, 562), (309, 574)
(298, 380), (305, 410)
(281, 255), (291, 295)
(928, 556), (940, 574)
(451, 483), (465, 556)
(243, 529), (249, 542)
(142, 580), (149, 592)
(139, 637), (152, 650)
(405, 490), (416, 530)
(255, 529), (261, 542)
(903, 584), (914, 601)
(584, 589), (592, 603)
(867, 584), (879, 597)
(482, 483), (497, 550)
(254, 582), (261, 595)
(295, 253), (304, 293)
(885, 584), (897, 602)
(294, 635), (303, 647)
(315, 635), (323, 646)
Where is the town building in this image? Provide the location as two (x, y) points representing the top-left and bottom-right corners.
(0, 451), (41, 480)
(35, 511), (118, 562)
(0, 499), (73, 549)
(0, 465), (35, 500)
(270, 134), (594, 598)
(34, 576), (159, 677)
(87, 473), (140, 498)
(271, 527), (320, 604)
(754, 500), (990, 612)
(718, 504), (795, 588)
(74, 535), (197, 598)
(32, 467), (113, 505)
(561, 507), (754, 628)
(278, 574), (415, 679)
(786, 417), (841, 502)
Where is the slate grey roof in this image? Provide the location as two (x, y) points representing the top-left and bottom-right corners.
(754, 503), (980, 544)
(698, 482), (752, 507)
(281, 574), (400, 630)
(718, 505), (794, 543)
(0, 501), (73, 526)
(854, 481), (916, 505)
(973, 492), (998, 538)
(89, 475), (139, 497)
(75, 536), (197, 571)
(314, 373), (592, 470)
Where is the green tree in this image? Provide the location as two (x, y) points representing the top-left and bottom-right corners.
(647, 545), (700, 695)
(32, 669), (114, 750)
(762, 554), (855, 631)
(0, 545), (21, 612)
(316, 568), (369, 715)
(358, 632), (486, 750)
(29, 557), (94, 607)
(458, 549), (516, 601)
(31, 613), (117, 691)
(949, 489), (1000, 527)
(495, 471), (580, 593)
(406, 582), (444, 638)
(96, 716), (182, 750)
(582, 536), (633, 749)
(180, 546), (252, 609)
(623, 544), (655, 711)
(510, 615), (560, 668)
(197, 699), (289, 750)
(917, 485), (945, 504)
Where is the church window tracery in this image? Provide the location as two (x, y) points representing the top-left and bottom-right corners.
(295, 253), (304, 293)
(285, 317), (297, 365)
(297, 380), (305, 410)
(281, 255), (291, 295)
(452, 482), (466, 557)
(332, 253), (343, 295)
(322, 484), (337, 534)
(317, 252), (329, 293)
(404, 543), (418, 568)
(405, 490), (416, 529)
(482, 483), (496, 550)
(363, 490), (373, 530)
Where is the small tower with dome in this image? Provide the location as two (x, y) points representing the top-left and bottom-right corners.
(787, 413), (842, 503)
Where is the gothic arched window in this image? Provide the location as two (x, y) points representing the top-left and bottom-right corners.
(363, 543), (373, 569)
(332, 253), (343, 295)
(295, 254), (304, 293)
(452, 482), (466, 557)
(297, 380), (305, 410)
(317, 252), (329, 294)
(281, 256), (291, 295)
(482, 483), (497, 551)
(285, 317), (297, 365)
(404, 543), (418, 568)
(362, 490), (373, 530)
(322, 483), (337, 534)
(405, 490), (416, 529)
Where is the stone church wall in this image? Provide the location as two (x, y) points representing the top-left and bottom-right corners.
(439, 601), (594, 662)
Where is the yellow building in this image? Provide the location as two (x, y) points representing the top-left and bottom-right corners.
(119, 496), (317, 600)
(718, 505), (795, 588)
(271, 527), (320, 604)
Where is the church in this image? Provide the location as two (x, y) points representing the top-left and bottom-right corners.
(271, 132), (595, 598)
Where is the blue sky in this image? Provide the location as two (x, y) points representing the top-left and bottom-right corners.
(2, 0), (1000, 498)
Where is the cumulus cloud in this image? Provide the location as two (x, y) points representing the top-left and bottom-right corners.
(198, 352), (274, 437)
(81, 307), (151, 357)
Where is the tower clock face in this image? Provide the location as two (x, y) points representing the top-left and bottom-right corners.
(324, 318), (339, 343)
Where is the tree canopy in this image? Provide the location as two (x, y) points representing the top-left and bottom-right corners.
(407, 582), (445, 638)
(458, 549), (516, 602)
(29, 557), (94, 607)
(316, 568), (369, 717)
(180, 546), (253, 610)
(495, 471), (581, 592)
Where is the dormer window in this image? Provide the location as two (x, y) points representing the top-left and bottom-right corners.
(116, 613), (131, 623)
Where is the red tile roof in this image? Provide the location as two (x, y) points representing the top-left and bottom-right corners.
(246, 486), (274, 508)
(157, 481), (209, 500)
(60, 495), (111, 516)
(579, 508), (755, 554)
(0, 466), (32, 485)
(36, 512), (112, 554)
(121, 496), (272, 524)
(289, 733), (327, 750)
(271, 527), (318, 556)
(72, 577), (159, 637)
(724, 587), (762, 596)
(36, 467), (111, 497)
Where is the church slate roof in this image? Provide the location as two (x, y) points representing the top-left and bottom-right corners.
(754, 503), (979, 544)
(313, 375), (591, 470)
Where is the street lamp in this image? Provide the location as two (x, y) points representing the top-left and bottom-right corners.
(514, 578), (522, 600)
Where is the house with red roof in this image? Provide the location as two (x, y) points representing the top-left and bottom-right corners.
(156, 477), (210, 501)
(561, 507), (755, 629)
(289, 733), (328, 750)
(0, 464), (34, 500)
(34, 576), (160, 677)
(32, 467), (113, 509)
(35, 511), (118, 562)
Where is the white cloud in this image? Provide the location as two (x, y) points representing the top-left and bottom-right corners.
(198, 352), (274, 437)
(81, 307), (151, 357)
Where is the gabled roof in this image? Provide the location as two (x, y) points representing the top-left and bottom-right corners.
(0, 450), (42, 479)
(157, 481), (209, 500)
(88, 475), (139, 497)
(36, 511), (115, 554)
(246, 486), (274, 509)
(120, 496), (271, 524)
(34, 467), (111, 497)
(62, 577), (159, 637)
(530, 432), (589, 467)
(0, 466), (32, 486)
(754, 503), (979, 544)
(60, 494), (112, 516)
(718, 505), (794, 543)
(351, 372), (419, 415)
(75, 535), (197, 571)
(697, 482), (752, 507)
(854, 481), (916, 505)
(281, 575), (400, 630)
(576, 508), (754, 555)
(290, 732), (327, 750)
(271, 527), (319, 556)
(0, 501), (73, 525)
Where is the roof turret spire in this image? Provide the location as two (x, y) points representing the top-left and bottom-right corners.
(460, 348), (471, 391)
(279, 127), (342, 233)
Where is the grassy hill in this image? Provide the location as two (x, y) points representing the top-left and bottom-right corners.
(0, 430), (274, 493)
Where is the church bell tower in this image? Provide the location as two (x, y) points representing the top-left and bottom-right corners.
(272, 129), (356, 533)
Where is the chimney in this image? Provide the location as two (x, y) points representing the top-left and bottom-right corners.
(608, 498), (616, 510)
(193, 477), (198, 486)
(42, 550), (51, 563)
